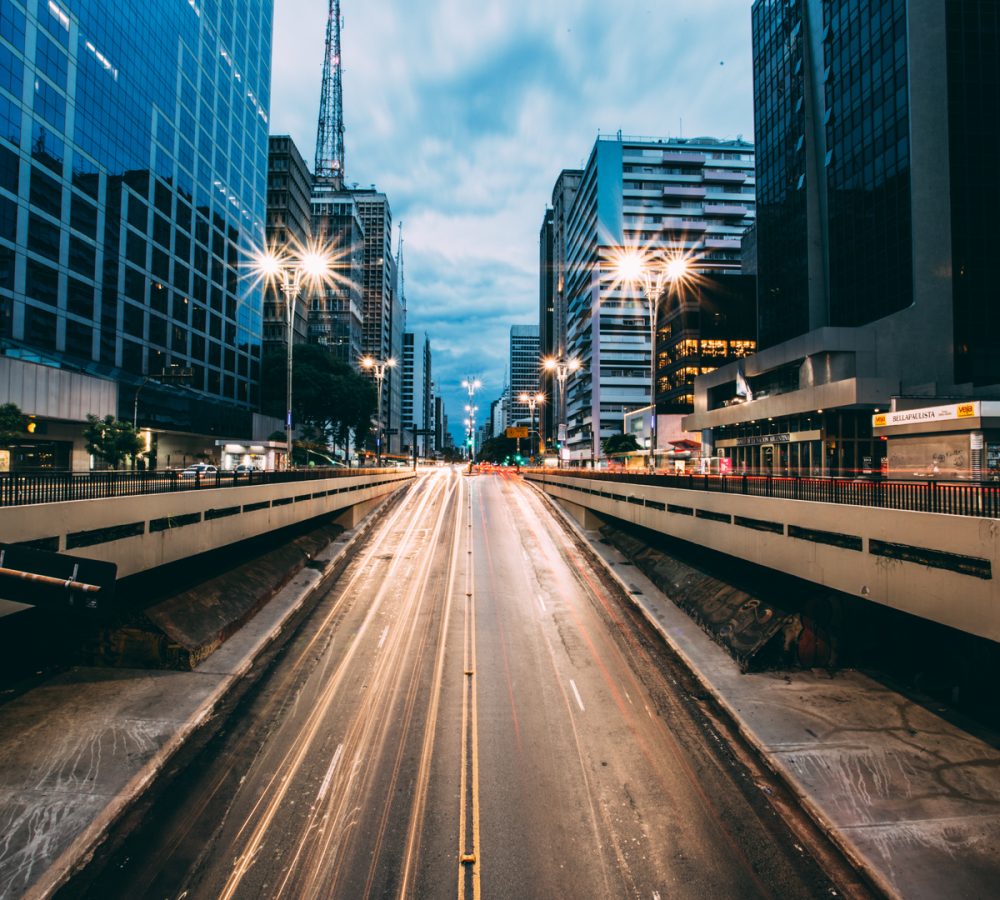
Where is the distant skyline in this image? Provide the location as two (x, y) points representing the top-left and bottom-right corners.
(270, 1), (755, 440)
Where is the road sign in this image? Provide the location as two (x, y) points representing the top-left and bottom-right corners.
(506, 427), (529, 439)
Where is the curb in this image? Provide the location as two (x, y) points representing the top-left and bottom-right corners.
(531, 482), (896, 900)
(25, 483), (412, 900)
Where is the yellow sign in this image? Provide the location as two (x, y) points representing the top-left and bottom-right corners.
(958, 403), (976, 418)
(873, 414), (887, 428)
(873, 401), (981, 429)
(506, 427), (529, 439)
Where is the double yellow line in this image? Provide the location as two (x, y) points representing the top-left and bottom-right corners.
(458, 480), (481, 900)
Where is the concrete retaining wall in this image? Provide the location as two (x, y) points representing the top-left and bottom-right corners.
(0, 471), (414, 578)
(527, 472), (1000, 644)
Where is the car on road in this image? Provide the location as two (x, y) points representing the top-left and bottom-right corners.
(178, 463), (218, 479)
(232, 464), (260, 475)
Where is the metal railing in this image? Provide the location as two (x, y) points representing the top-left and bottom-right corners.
(0, 466), (404, 508)
(529, 470), (1000, 519)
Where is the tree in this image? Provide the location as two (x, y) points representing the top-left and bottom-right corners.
(260, 346), (377, 460)
(0, 403), (25, 449)
(602, 432), (641, 457)
(477, 434), (520, 463)
(84, 414), (142, 469)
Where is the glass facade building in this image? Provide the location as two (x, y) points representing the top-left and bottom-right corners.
(0, 0), (272, 440)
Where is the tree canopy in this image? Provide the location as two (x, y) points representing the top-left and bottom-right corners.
(84, 414), (142, 469)
(0, 403), (25, 449)
(261, 345), (377, 453)
(602, 432), (641, 456)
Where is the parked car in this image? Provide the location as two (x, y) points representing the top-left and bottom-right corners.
(179, 463), (218, 479)
(233, 464), (260, 475)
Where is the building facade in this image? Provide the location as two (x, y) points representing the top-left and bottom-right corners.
(557, 135), (755, 464)
(0, 0), (273, 470)
(401, 330), (432, 455)
(308, 181), (362, 362)
(352, 189), (402, 454)
(508, 324), (540, 426)
(263, 135), (310, 354)
(686, 0), (1000, 477)
(538, 169), (583, 449)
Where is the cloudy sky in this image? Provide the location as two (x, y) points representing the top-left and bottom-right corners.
(270, 0), (755, 440)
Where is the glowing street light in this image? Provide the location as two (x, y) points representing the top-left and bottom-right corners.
(611, 247), (692, 471)
(251, 239), (338, 468)
(517, 391), (545, 461)
(542, 356), (582, 467)
(361, 355), (396, 467)
(462, 377), (482, 469)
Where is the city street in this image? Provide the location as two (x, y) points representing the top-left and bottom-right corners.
(67, 467), (841, 899)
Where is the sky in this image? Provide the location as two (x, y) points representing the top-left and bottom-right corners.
(269, 0), (756, 442)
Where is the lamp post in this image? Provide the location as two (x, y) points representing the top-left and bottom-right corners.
(253, 243), (335, 469)
(542, 356), (581, 467)
(517, 391), (545, 462)
(613, 249), (690, 471)
(361, 355), (396, 467)
(462, 377), (481, 472)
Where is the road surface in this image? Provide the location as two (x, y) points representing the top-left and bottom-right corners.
(65, 467), (845, 899)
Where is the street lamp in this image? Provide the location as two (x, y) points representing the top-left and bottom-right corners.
(612, 248), (691, 471)
(361, 355), (396, 467)
(462, 377), (481, 471)
(253, 240), (336, 469)
(542, 356), (582, 468)
(517, 391), (545, 461)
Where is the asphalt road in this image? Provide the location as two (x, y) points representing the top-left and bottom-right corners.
(66, 467), (845, 899)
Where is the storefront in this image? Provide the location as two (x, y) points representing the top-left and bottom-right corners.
(874, 401), (1000, 480)
(712, 410), (884, 477)
(215, 440), (286, 472)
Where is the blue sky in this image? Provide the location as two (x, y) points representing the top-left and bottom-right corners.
(270, 1), (755, 440)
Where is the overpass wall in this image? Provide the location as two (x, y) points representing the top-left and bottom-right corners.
(526, 472), (1000, 644)
(0, 471), (414, 578)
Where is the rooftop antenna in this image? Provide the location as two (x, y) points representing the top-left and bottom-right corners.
(314, 0), (345, 185)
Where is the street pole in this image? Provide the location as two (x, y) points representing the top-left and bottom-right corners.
(252, 242), (335, 472)
(361, 356), (396, 468)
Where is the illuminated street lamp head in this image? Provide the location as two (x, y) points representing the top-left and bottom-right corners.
(534, 392), (545, 404)
(542, 357), (557, 371)
(360, 356), (374, 369)
(613, 248), (647, 284)
(300, 249), (332, 284)
(518, 392), (530, 404)
(665, 256), (690, 282)
(386, 357), (397, 368)
(252, 248), (284, 282)
(568, 358), (582, 372)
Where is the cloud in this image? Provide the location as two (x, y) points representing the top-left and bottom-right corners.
(271, 0), (755, 441)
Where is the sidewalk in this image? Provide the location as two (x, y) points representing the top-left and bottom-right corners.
(550, 500), (1000, 900)
(0, 513), (377, 900)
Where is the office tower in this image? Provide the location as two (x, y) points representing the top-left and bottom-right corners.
(686, 0), (1000, 478)
(0, 0), (272, 470)
(508, 324), (540, 426)
(539, 169), (582, 446)
(308, 182), (362, 362)
(557, 134), (755, 463)
(264, 135), (311, 354)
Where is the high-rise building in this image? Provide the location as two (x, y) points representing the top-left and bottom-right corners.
(403, 330), (431, 454)
(352, 189), (402, 453)
(508, 324), (540, 426)
(557, 135), (755, 463)
(539, 169), (582, 447)
(264, 135), (311, 354)
(686, 0), (1000, 477)
(308, 182), (362, 362)
(0, 0), (272, 471)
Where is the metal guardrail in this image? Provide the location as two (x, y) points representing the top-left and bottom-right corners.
(529, 470), (1000, 519)
(0, 467), (405, 508)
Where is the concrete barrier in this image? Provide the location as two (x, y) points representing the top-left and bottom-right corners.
(526, 471), (1000, 644)
(0, 471), (414, 579)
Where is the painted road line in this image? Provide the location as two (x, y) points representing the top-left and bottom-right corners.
(317, 743), (344, 802)
(570, 679), (585, 713)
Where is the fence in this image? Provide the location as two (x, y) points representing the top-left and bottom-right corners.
(0, 466), (394, 508)
(530, 470), (1000, 519)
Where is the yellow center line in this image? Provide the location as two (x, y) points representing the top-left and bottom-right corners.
(458, 480), (482, 900)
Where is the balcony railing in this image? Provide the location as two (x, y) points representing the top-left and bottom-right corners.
(531, 470), (1000, 519)
(0, 467), (402, 509)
